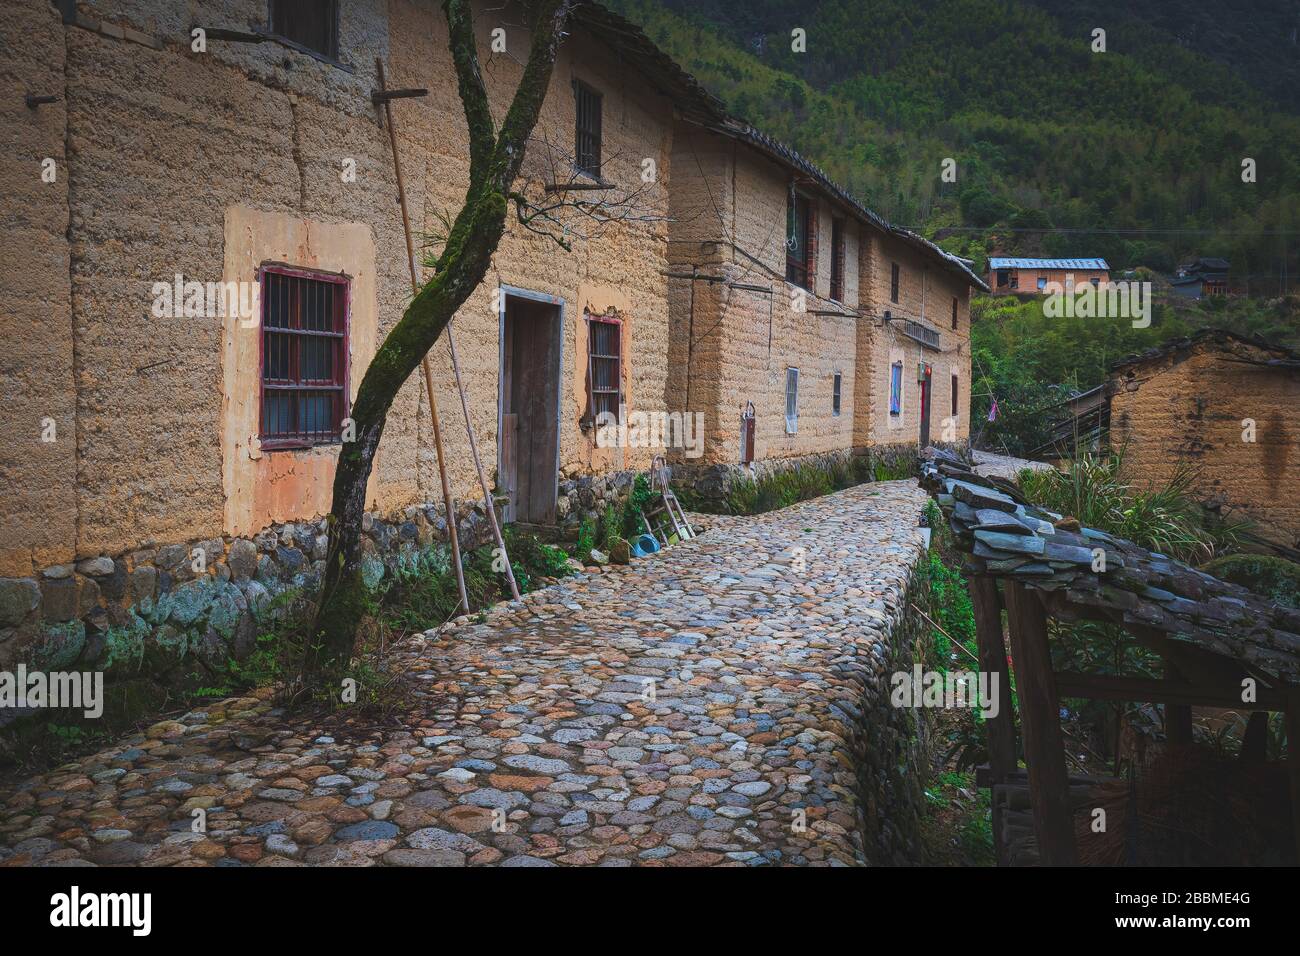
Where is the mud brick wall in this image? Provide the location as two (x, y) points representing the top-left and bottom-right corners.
(1110, 340), (1300, 544)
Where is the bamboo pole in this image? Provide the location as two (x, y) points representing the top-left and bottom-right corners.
(376, 58), (468, 614)
(376, 59), (520, 603)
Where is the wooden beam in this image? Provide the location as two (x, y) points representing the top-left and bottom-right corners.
(1053, 672), (1288, 711)
(1004, 581), (1078, 865)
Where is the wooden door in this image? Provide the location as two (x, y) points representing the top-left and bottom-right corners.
(501, 294), (561, 525)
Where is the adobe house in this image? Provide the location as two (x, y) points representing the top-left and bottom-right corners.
(665, 120), (987, 501)
(1108, 329), (1300, 548)
(988, 257), (1110, 294)
(0, 0), (982, 675)
(0, 0), (726, 668)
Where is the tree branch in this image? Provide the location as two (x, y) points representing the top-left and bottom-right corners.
(444, 0), (495, 183)
(491, 0), (574, 193)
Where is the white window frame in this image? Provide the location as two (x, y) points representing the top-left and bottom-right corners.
(785, 367), (799, 434)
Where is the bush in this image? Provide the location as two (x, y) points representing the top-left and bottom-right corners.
(1015, 449), (1244, 563)
(1201, 554), (1300, 609)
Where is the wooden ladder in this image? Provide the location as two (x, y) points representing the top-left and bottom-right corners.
(642, 455), (694, 546)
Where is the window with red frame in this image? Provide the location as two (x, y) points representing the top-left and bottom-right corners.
(587, 313), (621, 421)
(259, 266), (349, 448)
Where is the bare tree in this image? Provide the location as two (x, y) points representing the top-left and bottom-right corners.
(309, 0), (576, 673)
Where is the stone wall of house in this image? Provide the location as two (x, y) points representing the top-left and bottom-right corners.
(1110, 341), (1300, 545)
(0, 0), (679, 580)
(666, 130), (862, 467)
(856, 229), (972, 450)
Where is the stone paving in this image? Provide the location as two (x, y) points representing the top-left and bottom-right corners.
(0, 481), (929, 867)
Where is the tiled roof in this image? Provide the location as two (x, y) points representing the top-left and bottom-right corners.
(583, 4), (989, 293)
(987, 257), (1110, 270)
(1110, 328), (1300, 373)
(921, 451), (1300, 683)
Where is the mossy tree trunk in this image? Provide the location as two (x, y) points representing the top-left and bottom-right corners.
(308, 0), (574, 675)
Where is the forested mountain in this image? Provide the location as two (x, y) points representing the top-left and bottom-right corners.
(606, 0), (1300, 288)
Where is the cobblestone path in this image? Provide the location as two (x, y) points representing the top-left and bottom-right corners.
(0, 481), (928, 867)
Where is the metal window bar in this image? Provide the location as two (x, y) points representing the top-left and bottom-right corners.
(260, 267), (348, 448)
(899, 318), (941, 350)
(574, 81), (602, 177)
(587, 315), (620, 420)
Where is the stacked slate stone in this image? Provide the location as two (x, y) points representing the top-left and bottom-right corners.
(920, 451), (1300, 684)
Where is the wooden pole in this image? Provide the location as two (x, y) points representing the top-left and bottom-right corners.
(445, 323), (521, 600)
(1287, 693), (1300, 864)
(971, 576), (1017, 780)
(1003, 581), (1078, 865)
(376, 58), (468, 614)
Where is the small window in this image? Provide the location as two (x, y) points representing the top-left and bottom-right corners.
(951, 297), (958, 330)
(574, 80), (603, 178)
(270, 0), (340, 59)
(1037, 276), (1047, 290)
(1009, 275), (1019, 290)
(830, 218), (846, 301)
(785, 367), (799, 433)
(259, 266), (349, 448)
(786, 192), (815, 289)
(587, 313), (621, 421)
(890, 262), (900, 303)
(832, 372), (842, 416)
(951, 373), (959, 417)
(889, 362), (903, 416)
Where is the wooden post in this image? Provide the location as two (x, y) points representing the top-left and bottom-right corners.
(1287, 693), (1300, 865)
(376, 59), (469, 614)
(1003, 581), (1078, 865)
(1161, 655), (1193, 746)
(445, 323), (521, 601)
(971, 576), (1016, 781)
(1240, 711), (1269, 764)
(970, 575), (1016, 867)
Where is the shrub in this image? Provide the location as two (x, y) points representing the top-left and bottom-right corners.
(1016, 449), (1244, 563)
(1201, 554), (1300, 609)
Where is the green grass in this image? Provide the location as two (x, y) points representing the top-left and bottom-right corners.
(1016, 449), (1246, 563)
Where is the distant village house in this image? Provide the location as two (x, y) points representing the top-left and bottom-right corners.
(988, 257), (1110, 294)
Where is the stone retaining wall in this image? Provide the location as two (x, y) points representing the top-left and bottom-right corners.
(0, 498), (504, 728)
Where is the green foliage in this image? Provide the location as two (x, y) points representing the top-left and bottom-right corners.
(969, 295), (1300, 457)
(605, 0), (1300, 287)
(622, 473), (655, 538)
(575, 515), (597, 561)
(1201, 553), (1300, 609)
(1016, 450), (1245, 562)
(919, 551), (976, 671)
(722, 457), (873, 516)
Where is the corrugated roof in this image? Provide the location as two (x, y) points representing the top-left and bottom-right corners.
(987, 257), (1110, 270)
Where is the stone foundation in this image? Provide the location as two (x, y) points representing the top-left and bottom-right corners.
(555, 468), (643, 532)
(0, 497), (503, 717)
(673, 444), (971, 513)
